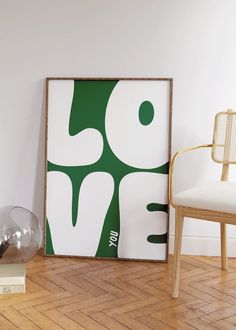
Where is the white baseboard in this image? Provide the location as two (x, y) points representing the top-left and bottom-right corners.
(169, 234), (236, 257)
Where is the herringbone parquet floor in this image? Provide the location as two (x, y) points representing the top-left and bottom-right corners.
(1, 254), (236, 329)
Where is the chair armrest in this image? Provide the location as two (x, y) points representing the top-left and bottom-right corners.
(169, 144), (213, 207)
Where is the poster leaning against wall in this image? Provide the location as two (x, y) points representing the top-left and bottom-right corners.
(45, 78), (172, 261)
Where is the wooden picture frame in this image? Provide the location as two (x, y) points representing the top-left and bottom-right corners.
(44, 78), (173, 261)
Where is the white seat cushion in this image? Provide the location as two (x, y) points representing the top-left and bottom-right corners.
(173, 181), (236, 214)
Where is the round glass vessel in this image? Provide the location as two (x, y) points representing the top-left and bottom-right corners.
(0, 206), (42, 264)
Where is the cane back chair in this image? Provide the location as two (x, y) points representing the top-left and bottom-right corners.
(169, 109), (236, 298)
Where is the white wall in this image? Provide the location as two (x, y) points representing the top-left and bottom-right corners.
(1, 0), (236, 255)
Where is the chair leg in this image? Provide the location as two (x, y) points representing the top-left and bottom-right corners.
(220, 223), (227, 270)
(171, 206), (184, 298)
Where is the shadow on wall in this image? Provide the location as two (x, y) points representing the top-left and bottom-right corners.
(33, 80), (46, 244)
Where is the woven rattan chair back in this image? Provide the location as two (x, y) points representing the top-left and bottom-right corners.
(212, 110), (236, 164)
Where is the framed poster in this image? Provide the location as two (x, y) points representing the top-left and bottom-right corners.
(45, 78), (172, 261)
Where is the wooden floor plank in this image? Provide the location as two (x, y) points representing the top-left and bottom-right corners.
(91, 312), (129, 330)
(0, 312), (18, 329)
(13, 292), (71, 311)
(59, 294), (115, 314)
(106, 312), (152, 330)
(207, 306), (236, 321)
(81, 295), (138, 315)
(66, 310), (108, 330)
(20, 307), (63, 329)
(0, 306), (40, 329)
(137, 315), (174, 330)
(213, 319), (236, 329)
(43, 309), (85, 329)
(185, 317), (219, 329)
(36, 292), (92, 313)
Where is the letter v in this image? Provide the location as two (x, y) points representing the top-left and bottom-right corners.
(47, 171), (114, 256)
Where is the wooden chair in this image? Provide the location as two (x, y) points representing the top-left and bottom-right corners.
(169, 109), (236, 298)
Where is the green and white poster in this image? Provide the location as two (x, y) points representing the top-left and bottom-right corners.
(45, 78), (172, 261)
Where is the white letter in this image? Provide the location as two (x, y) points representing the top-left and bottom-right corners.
(118, 172), (168, 260)
(105, 81), (169, 169)
(48, 80), (103, 166)
(47, 171), (114, 256)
